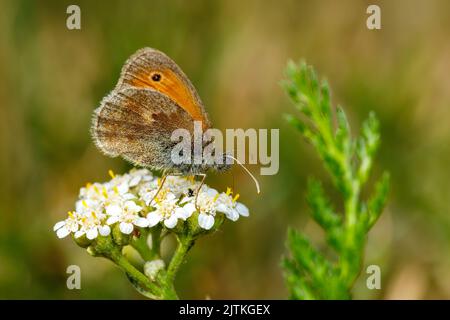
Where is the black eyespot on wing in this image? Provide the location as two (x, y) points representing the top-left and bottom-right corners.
(151, 73), (161, 81)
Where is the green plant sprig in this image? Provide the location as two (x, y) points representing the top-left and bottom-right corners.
(282, 61), (390, 300)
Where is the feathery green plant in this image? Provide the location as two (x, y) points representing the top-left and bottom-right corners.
(282, 61), (390, 299)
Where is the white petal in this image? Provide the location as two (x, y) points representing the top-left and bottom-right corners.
(225, 209), (239, 222)
(83, 199), (97, 209)
(134, 217), (149, 227)
(129, 175), (141, 187)
(74, 230), (85, 238)
(56, 227), (70, 238)
(106, 204), (122, 216)
(144, 196), (152, 206)
(117, 182), (129, 194)
(165, 193), (177, 201)
(146, 212), (162, 227)
(119, 222), (134, 234)
(86, 228), (98, 240)
(142, 174), (153, 181)
(198, 213), (214, 230)
(125, 201), (142, 213)
(106, 216), (119, 225)
(204, 188), (218, 197)
(75, 200), (84, 212)
(215, 203), (229, 214)
(236, 203), (249, 217)
(164, 215), (178, 229)
(98, 225), (111, 236)
(123, 193), (136, 200)
(183, 202), (197, 215)
(53, 221), (65, 231)
(68, 223), (79, 233)
(174, 207), (190, 220)
(180, 197), (193, 205)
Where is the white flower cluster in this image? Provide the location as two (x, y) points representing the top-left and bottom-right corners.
(54, 169), (249, 240)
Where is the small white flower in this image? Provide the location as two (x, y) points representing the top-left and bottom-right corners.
(55, 169), (251, 242)
(78, 181), (135, 214)
(138, 176), (200, 206)
(79, 182), (106, 203)
(106, 200), (147, 234)
(138, 181), (161, 206)
(75, 210), (111, 240)
(109, 168), (154, 190)
(181, 187), (220, 230)
(145, 193), (191, 229)
(75, 199), (106, 220)
(164, 176), (200, 197)
(54, 211), (81, 238)
(216, 188), (250, 221)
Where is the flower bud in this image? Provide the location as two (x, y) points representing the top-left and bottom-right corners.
(86, 245), (99, 257)
(144, 259), (165, 281)
(72, 234), (92, 248)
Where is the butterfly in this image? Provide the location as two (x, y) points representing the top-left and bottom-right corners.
(91, 48), (259, 197)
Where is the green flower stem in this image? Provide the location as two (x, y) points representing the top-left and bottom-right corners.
(345, 182), (360, 229)
(158, 283), (179, 300)
(131, 229), (156, 261)
(128, 228), (180, 299)
(112, 251), (163, 298)
(114, 241), (180, 299)
(166, 234), (195, 285)
(92, 236), (163, 298)
(130, 229), (195, 300)
(150, 227), (162, 258)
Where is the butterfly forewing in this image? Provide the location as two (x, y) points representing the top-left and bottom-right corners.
(115, 47), (211, 127)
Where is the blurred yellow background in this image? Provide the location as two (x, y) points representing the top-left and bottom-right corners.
(1, 0), (450, 299)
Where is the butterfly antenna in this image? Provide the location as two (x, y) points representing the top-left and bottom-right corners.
(225, 154), (260, 194)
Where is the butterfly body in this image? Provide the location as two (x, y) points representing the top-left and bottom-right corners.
(92, 48), (230, 175)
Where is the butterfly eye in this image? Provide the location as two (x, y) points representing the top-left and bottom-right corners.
(151, 73), (162, 82)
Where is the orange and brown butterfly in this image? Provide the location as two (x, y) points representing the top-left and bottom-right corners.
(91, 47), (230, 176)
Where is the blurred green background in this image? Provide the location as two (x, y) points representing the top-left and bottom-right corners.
(1, 0), (450, 299)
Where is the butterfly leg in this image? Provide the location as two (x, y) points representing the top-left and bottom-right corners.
(149, 173), (168, 205)
(194, 173), (207, 211)
(150, 172), (188, 205)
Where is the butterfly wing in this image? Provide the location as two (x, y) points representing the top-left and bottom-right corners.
(92, 87), (196, 171)
(115, 47), (211, 128)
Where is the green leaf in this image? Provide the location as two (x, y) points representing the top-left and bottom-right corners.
(284, 114), (317, 144)
(282, 257), (316, 300)
(356, 112), (381, 184)
(306, 179), (341, 229)
(335, 106), (351, 156)
(367, 172), (390, 229)
(319, 80), (332, 119)
(285, 228), (332, 283)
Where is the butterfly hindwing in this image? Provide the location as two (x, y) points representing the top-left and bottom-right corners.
(92, 87), (196, 170)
